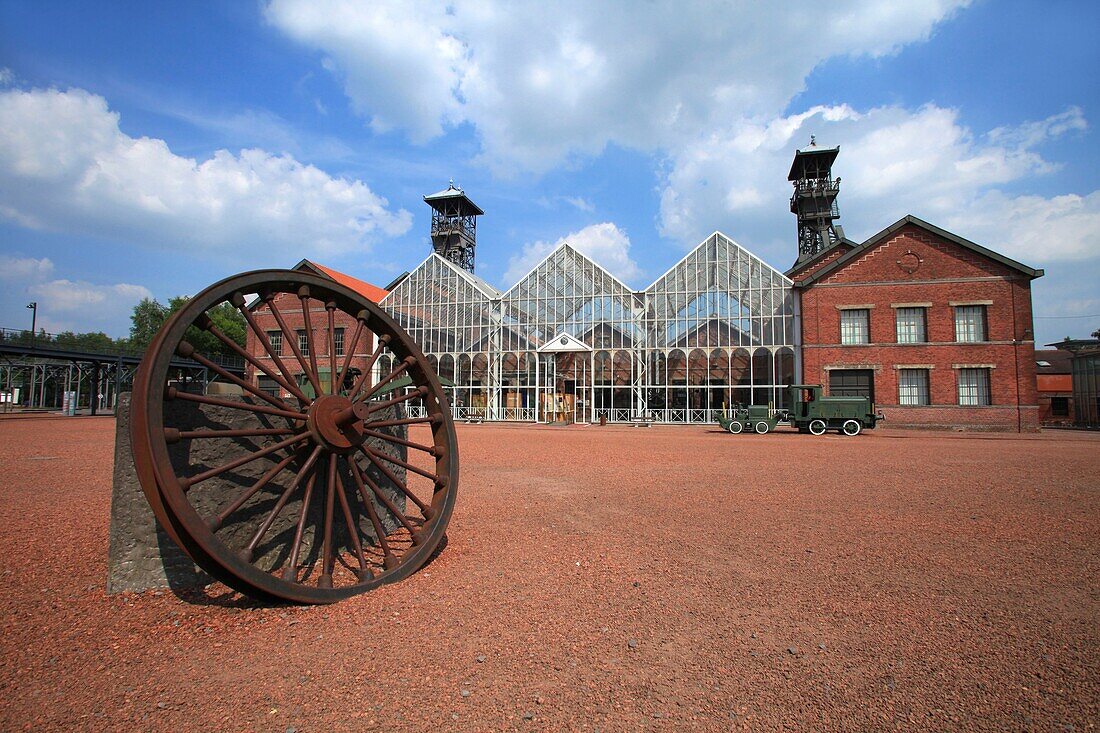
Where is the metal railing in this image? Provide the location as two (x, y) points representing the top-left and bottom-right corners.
(0, 327), (245, 370)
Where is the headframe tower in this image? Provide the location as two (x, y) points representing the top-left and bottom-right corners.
(789, 138), (844, 263)
(424, 181), (483, 273)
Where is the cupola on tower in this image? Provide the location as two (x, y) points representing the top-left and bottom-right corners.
(424, 181), (483, 273)
(789, 138), (844, 263)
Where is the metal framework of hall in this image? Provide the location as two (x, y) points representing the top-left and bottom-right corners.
(379, 232), (798, 424)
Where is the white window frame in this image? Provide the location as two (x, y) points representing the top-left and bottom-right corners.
(840, 309), (870, 345)
(957, 368), (991, 406)
(895, 307), (926, 344)
(954, 305), (986, 343)
(266, 330), (282, 356)
(297, 329), (309, 356)
(333, 327), (345, 357)
(898, 368), (930, 406)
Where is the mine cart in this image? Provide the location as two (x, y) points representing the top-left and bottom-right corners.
(787, 384), (883, 436)
(717, 404), (781, 435)
(129, 270), (458, 604)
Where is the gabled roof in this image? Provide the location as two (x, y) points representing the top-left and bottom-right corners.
(784, 238), (858, 278)
(294, 260), (388, 302)
(382, 253), (500, 304)
(646, 231), (793, 292)
(501, 241), (636, 301)
(791, 215), (1045, 288)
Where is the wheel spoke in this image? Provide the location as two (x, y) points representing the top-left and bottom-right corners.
(348, 459), (398, 569)
(179, 432), (310, 490)
(357, 446), (433, 517)
(197, 315), (309, 404)
(350, 455), (419, 539)
(264, 292), (323, 397)
(356, 356), (415, 402)
(348, 335), (391, 398)
(298, 286), (323, 394)
(335, 457), (371, 580)
(209, 448), (305, 530)
(364, 385), (428, 416)
(283, 467), (319, 582)
(334, 316), (366, 396)
(169, 388), (307, 422)
(326, 302), (337, 396)
(363, 413), (441, 430)
(241, 445), (324, 561)
(230, 291), (311, 403)
(318, 453), (338, 588)
(361, 428), (443, 457)
(176, 340), (296, 412)
(166, 427), (297, 443)
(364, 443), (441, 485)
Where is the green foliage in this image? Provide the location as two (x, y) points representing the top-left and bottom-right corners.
(129, 297), (169, 350)
(167, 296), (247, 357)
(53, 331), (122, 352)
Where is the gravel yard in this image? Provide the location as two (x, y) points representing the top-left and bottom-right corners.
(0, 416), (1097, 731)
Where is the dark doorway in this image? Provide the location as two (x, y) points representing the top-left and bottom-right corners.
(829, 369), (875, 400)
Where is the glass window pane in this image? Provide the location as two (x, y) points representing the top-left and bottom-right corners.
(955, 306), (986, 342)
(840, 309), (869, 345)
(896, 307), (926, 343)
(898, 368), (929, 405)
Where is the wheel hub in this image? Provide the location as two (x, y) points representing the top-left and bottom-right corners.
(307, 394), (368, 453)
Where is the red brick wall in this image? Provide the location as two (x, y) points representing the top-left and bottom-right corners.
(244, 291), (377, 398)
(787, 243), (853, 282)
(797, 223), (1040, 432)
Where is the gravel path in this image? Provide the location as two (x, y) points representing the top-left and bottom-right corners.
(1, 416), (1097, 731)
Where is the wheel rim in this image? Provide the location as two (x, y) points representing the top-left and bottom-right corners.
(130, 270), (458, 604)
(843, 420), (861, 436)
(728, 421), (742, 434)
(755, 422), (769, 434)
(809, 419), (826, 436)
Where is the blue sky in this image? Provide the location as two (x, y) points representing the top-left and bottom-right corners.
(0, 0), (1097, 346)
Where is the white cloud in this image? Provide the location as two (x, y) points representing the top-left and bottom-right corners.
(504, 222), (640, 286)
(0, 255), (53, 282)
(0, 68), (13, 86)
(26, 279), (153, 334)
(658, 104), (1098, 266)
(266, 0), (969, 173)
(0, 87), (412, 260)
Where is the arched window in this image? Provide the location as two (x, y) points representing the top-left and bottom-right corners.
(439, 354), (455, 382)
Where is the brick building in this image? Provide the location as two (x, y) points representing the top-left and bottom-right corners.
(244, 260), (388, 399)
(789, 216), (1043, 431)
(1034, 348), (1074, 426)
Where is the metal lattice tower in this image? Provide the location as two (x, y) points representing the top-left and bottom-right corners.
(789, 139), (844, 263)
(424, 181), (484, 273)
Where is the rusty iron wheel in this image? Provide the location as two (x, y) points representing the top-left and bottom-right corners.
(130, 270), (458, 604)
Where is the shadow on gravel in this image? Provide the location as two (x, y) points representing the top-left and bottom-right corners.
(167, 534), (450, 608)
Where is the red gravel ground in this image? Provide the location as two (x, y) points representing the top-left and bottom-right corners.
(0, 416), (1097, 732)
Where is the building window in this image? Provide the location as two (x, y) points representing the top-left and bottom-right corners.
(957, 368), (991, 406)
(895, 308), (926, 344)
(840, 309), (870, 345)
(898, 369), (930, 406)
(334, 327), (345, 356)
(297, 329), (309, 356)
(1051, 396), (1069, 417)
(267, 330), (282, 356)
(955, 305), (987, 342)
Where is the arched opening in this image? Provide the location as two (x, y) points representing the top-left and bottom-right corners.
(752, 347), (773, 406)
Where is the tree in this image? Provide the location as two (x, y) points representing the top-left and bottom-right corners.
(129, 298), (169, 350)
(167, 296), (247, 357)
(129, 295), (247, 358)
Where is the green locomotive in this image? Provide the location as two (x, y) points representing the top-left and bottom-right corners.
(718, 384), (883, 436)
